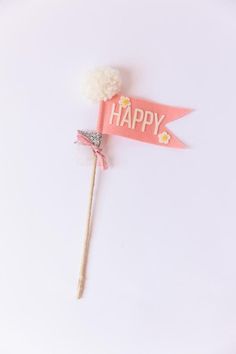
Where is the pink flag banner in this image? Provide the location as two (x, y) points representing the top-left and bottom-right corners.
(97, 95), (192, 148)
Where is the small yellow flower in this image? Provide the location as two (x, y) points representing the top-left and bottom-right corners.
(119, 96), (131, 108)
(158, 131), (171, 145)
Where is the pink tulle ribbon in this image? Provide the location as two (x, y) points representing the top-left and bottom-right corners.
(76, 132), (108, 170)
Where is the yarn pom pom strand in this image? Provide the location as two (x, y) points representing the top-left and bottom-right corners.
(81, 67), (122, 102)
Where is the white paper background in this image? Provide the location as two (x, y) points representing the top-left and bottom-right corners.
(1, 0), (236, 353)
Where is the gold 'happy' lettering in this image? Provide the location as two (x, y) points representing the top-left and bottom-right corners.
(108, 103), (166, 136)
(141, 111), (153, 132)
(154, 113), (165, 135)
(120, 106), (132, 128)
(132, 109), (144, 129)
(109, 103), (122, 126)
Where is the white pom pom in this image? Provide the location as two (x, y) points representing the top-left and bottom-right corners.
(82, 67), (122, 102)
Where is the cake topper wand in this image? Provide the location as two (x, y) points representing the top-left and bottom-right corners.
(76, 130), (108, 298)
(76, 67), (192, 299)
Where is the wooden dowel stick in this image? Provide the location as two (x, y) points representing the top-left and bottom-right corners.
(77, 155), (98, 299)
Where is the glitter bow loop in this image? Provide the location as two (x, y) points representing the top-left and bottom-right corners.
(76, 131), (108, 170)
